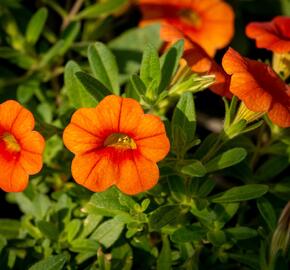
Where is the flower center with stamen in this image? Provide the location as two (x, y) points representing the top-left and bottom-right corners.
(1, 132), (21, 153)
(179, 8), (201, 27)
(104, 133), (137, 149)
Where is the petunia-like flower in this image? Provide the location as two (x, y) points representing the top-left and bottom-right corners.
(222, 48), (290, 127)
(246, 16), (290, 53)
(162, 26), (231, 98)
(0, 100), (45, 192)
(63, 95), (170, 195)
(139, 0), (235, 56)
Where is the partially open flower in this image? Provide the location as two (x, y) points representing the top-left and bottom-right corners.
(139, 0), (235, 56)
(246, 16), (290, 53)
(63, 95), (170, 195)
(0, 100), (45, 192)
(222, 48), (290, 127)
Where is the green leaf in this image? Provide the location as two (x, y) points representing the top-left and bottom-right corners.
(88, 42), (119, 94)
(129, 74), (146, 97)
(257, 197), (277, 231)
(226, 227), (258, 240)
(198, 178), (216, 197)
(172, 92), (196, 155)
(83, 187), (134, 220)
(149, 205), (184, 230)
(171, 225), (205, 243)
(29, 254), (66, 270)
(212, 184), (269, 203)
(91, 218), (124, 248)
(214, 203), (240, 229)
(59, 21), (80, 56)
(140, 44), (161, 89)
(207, 230), (227, 246)
(64, 60), (98, 108)
(70, 239), (100, 253)
(205, 147), (247, 173)
(181, 160), (206, 177)
(159, 40), (184, 92)
(157, 235), (171, 270)
(37, 220), (59, 240)
(80, 214), (103, 238)
(0, 219), (20, 239)
(109, 25), (161, 78)
(0, 234), (7, 255)
(25, 7), (48, 45)
(0, 47), (35, 69)
(75, 71), (112, 100)
(66, 219), (82, 243)
(75, 0), (127, 20)
(17, 80), (39, 103)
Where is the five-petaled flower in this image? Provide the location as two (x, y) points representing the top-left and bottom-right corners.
(222, 48), (290, 127)
(0, 100), (45, 192)
(246, 16), (290, 53)
(139, 0), (235, 56)
(63, 95), (170, 195)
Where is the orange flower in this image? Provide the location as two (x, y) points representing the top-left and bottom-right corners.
(163, 26), (231, 98)
(0, 100), (45, 192)
(63, 95), (170, 195)
(139, 0), (235, 56)
(222, 48), (290, 127)
(246, 16), (290, 53)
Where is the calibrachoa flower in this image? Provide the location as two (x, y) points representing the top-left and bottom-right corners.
(0, 100), (45, 192)
(246, 16), (290, 53)
(63, 95), (170, 195)
(222, 48), (290, 127)
(139, 0), (235, 56)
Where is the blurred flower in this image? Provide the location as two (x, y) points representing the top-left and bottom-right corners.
(246, 16), (290, 53)
(222, 48), (290, 127)
(63, 95), (170, 195)
(0, 100), (45, 192)
(139, 0), (235, 56)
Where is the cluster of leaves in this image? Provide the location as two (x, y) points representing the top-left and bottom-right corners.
(0, 1), (290, 270)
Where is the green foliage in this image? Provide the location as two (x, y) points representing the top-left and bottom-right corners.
(0, 1), (290, 270)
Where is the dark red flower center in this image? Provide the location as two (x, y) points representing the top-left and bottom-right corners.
(104, 133), (137, 150)
(1, 132), (20, 153)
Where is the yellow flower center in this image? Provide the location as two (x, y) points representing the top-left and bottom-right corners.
(1, 132), (21, 152)
(104, 133), (137, 150)
(179, 8), (201, 27)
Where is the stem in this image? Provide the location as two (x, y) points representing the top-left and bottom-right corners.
(61, 0), (84, 30)
(201, 133), (224, 163)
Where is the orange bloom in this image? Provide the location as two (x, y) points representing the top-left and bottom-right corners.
(246, 16), (290, 53)
(163, 26), (231, 98)
(222, 48), (290, 127)
(139, 0), (235, 56)
(63, 95), (170, 195)
(0, 100), (45, 192)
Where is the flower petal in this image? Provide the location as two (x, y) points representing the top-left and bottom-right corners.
(133, 114), (170, 162)
(19, 131), (45, 154)
(0, 100), (34, 137)
(19, 151), (43, 175)
(116, 151), (159, 195)
(71, 148), (117, 192)
(268, 102), (290, 128)
(0, 159), (28, 192)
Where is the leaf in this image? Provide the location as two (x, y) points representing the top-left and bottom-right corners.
(70, 239), (100, 253)
(88, 42), (119, 94)
(91, 218), (124, 248)
(159, 39), (184, 92)
(80, 215), (103, 238)
(157, 235), (171, 270)
(75, 71), (112, 100)
(207, 230), (227, 246)
(64, 60), (98, 108)
(59, 21), (80, 56)
(214, 203), (240, 229)
(225, 227), (258, 240)
(212, 184), (269, 203)
(75, 0), (127, 20)
(181, 160), (206, 177)
(149, 205), (183, 230)
(25, 7), (48, 45)
(172, 92), (196, 155)
(109, 25), (161, 77)
(29, 254), (66, 270)
(66, 219), (82, 243)
(198, 178), (216, 197)
(205, 147), (247, 173)
(140, 44), (161, 90)
(39, 40), (65, 68)
(17, 80), (39, 103)
(0, 234), (7, 255)
(0, 47), (35, 69)
(37, 220), (59, 240)
(129, 74), (146, 97)
(171, 225), (205, 243)
(257, 197), (277, 231)
(0, 219), (20, 239)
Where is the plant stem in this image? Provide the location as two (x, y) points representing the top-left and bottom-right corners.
(61, 0), (84, 30)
